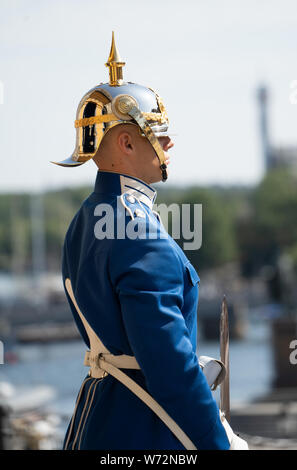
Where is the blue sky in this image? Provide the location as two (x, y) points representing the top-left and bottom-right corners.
(1, 0), (297, 192)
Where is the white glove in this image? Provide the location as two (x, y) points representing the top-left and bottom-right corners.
(220, 412), (249, 450)
(199, 355), (226, 390)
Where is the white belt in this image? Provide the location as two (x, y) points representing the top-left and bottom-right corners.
(84, 350), (140, 378)
(84, 350), (226, 390)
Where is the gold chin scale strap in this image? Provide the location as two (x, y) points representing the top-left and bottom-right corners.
(65, 278), (196, 450)
(126, 106), (168, 182)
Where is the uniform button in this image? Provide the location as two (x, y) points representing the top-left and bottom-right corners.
(135, 209), (145, 218)
(127, 195), (136, 204)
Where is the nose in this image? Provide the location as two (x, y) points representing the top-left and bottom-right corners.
(159, 136), (174, 151)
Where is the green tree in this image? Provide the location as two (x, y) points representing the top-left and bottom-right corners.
(237, 168), (297, 277)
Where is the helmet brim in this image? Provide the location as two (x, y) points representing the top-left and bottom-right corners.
(50, 156), (85, 167)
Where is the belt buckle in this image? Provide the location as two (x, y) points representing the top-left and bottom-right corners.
(94, 352), (101, 368)
(92, 353), (108, 379)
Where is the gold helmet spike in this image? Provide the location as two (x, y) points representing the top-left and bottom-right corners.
(105, 31), (125, 86)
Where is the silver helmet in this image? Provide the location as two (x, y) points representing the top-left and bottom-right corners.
(52, 32), (170, 181)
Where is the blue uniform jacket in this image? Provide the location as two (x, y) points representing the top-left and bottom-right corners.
(62, 170), (230, 450)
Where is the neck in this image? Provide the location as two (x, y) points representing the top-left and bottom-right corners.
(93, 160), (152, 185)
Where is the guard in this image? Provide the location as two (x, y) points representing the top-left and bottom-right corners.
(52, 32), (248, 450)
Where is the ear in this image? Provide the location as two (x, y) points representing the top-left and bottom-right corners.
(117, 131), (134, 155)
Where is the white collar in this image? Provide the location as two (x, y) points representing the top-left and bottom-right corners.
(119, 174), (157, 209)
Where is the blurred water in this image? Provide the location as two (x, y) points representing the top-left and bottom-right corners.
(0, 318), (273, 436)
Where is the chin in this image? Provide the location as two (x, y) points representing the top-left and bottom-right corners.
(150, 174), (163, 184)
